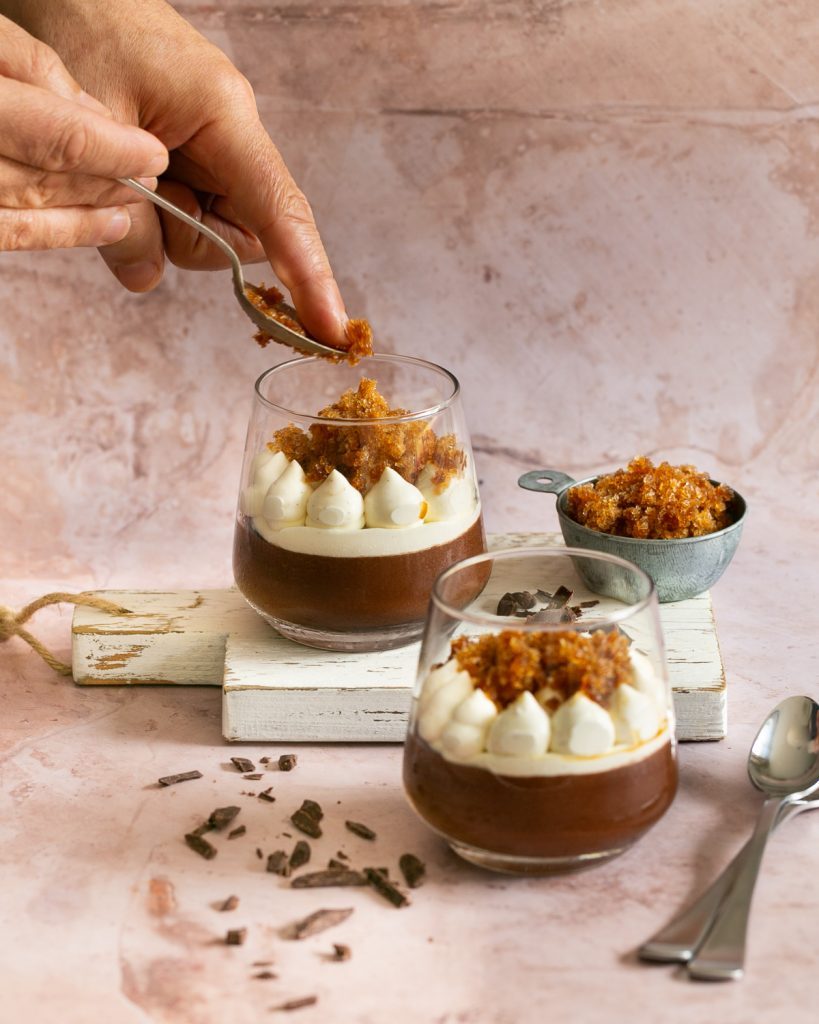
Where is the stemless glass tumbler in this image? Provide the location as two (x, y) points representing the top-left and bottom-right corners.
(403, 547), (678, 875)
(233, 354), (486, 652)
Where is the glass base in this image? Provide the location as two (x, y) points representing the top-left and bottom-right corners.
(448, 839), (629, 876)
(247, 601), (423, 653)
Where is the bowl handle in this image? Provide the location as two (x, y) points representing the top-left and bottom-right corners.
(517, 469), (576, 494)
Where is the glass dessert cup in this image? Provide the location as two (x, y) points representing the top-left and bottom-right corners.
(233, 354), (486, 652)
(403, 547), (678, 875)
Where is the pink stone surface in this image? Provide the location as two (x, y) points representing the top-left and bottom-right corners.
(1, 1), (818, 1020)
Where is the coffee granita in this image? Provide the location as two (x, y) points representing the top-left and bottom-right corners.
(404, 629), (676, 865)
(246, 284), (374, 365)
(566, 456), (733, 539)
(234, 378), (485, 640)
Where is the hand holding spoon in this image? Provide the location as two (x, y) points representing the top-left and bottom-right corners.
(118, 177), (345, 359)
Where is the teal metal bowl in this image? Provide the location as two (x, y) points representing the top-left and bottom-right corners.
(518, 468), (746, 603)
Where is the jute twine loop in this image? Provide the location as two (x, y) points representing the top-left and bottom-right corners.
(0, 592), (131, 676)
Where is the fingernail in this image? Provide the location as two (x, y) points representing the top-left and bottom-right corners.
(142, 151), (169, 176)
(114, 261), (161, 291)
(101, 209), (131, 244)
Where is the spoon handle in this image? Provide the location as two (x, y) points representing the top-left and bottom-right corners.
(684, 796), (782, 980)
(638, 799), (805, 964)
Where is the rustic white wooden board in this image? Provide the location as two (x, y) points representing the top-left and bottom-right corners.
(71, 532), (726, 742)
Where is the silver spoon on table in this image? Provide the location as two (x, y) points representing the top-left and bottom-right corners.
(119, 178), (343, 358)
(639, 694), (819, 979)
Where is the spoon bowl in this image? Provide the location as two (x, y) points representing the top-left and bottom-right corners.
(749, 694), (819, 797)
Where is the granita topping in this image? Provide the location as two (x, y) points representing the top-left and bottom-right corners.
(451, 629), (635, 710)
(566, 456), (734, 540)
(248, 284), (374, 365)
(269, 378), (466, 494)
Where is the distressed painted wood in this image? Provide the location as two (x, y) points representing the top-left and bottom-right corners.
(71, 533), (726, 742)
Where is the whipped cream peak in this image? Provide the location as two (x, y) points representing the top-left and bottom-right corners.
(416, 463), (474, 523)
(438, 688), (497, 759)
(550, 693), (615, 757)
(612, 683), (662, 745)
(253, 449), (289, 491)
(364, 467), (427, 529)
(417, 667), (474, 744)
(487, 691), (551, 757)
(306, 469), (364, 530)
(262, 459), (311, 528)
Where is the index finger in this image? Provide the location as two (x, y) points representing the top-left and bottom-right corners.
(219, 121), (348, 348)
(0, 76), (167, 179)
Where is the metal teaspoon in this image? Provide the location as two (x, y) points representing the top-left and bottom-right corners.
(672, 695), (819, 980)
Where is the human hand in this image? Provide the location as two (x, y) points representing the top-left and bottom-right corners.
(7, 0), (349, 346)
(0, 14), (167, 252)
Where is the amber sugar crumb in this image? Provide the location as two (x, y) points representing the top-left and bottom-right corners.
(452, 629), (635, 710)
(248, 284), (373, 366)
(270, 378), (466, 494)
(566, 456), (734, 540)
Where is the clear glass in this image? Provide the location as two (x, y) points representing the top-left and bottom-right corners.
(233, 354), (486, 651)
(403, 547), (677, 875)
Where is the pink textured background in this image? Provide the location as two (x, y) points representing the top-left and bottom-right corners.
(1, 3), (818, 1021)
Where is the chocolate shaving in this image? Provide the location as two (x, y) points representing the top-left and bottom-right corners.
(184, 833), (217, 860)
(529, 607), (578, 624)
(225, 927), (247, 945)
(534, 589), (551, 602)
(327, 858), (347, 871)
(267, 850), (291, 877)
(158, 770), (202, 787)
(244, 773), (263, 780)
(256, 847), (264, 859)
(496, 593), (518, 616)
(259, 788), (276, 803)
(230, 757), (255, 773)
(344, 820), (376, 841)
(580, 599), (600, 608)
(291, 870), (367, 889)
(399, 853), (426, 889)
(335, 850), (349, 860)
(290, 840), (311, 869)
(219, 895), (239, 912)
(271, 996), (318, 1012)
(291, 800), (323, 838)
(260, 756), (271, 764)
(189, 822), (213, 838)
(208, 805), (241, 831)
(546, 585), (573, 608)
(330, 943), (351, 961)
(364, 867), (410, 908)
(278, 754), (298, 772)
(254, 970), (277, 980)
(289, 907), (353, 940)
(228, 825), (246, 840)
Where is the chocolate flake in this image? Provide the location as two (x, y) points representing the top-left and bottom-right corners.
(256, 847), (264, 859)
(399, 853), (426, 889)
(546, 585), (573, 608)
(259, 787), (276, 803)
(230, 757), (256, 773)
(189, 822), (214, 838)
(364, 867), (410, 908)
(158, 770), (202, 787)
(278, 754), (298, 772)
(345, 820), (376, 841)
(254, 970), (277, 980)
(271, 996), (318, 1012)
(291, 800), (323, 838)
(267, 850), (291, 877)
(580, 599), (600, 608)
(219, 895), (240, 912)
(330, 943), (351, 962)
(260, 756), (271, 764)
(291, 869), (367, 889)
(290, 840), (311, 870)
(184, 833), (217, 859)
(534, 589), (552, 602)
(289, 908), (353, 940)
(228, 825), (246, 840)
(327, 858), (347, 871)
(496, 592), (517, 616)
(208, 805), (241, 831)
(225, 927), (247, 945)
(335, 850), (349, 860)
(244, 773), (263, 780)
